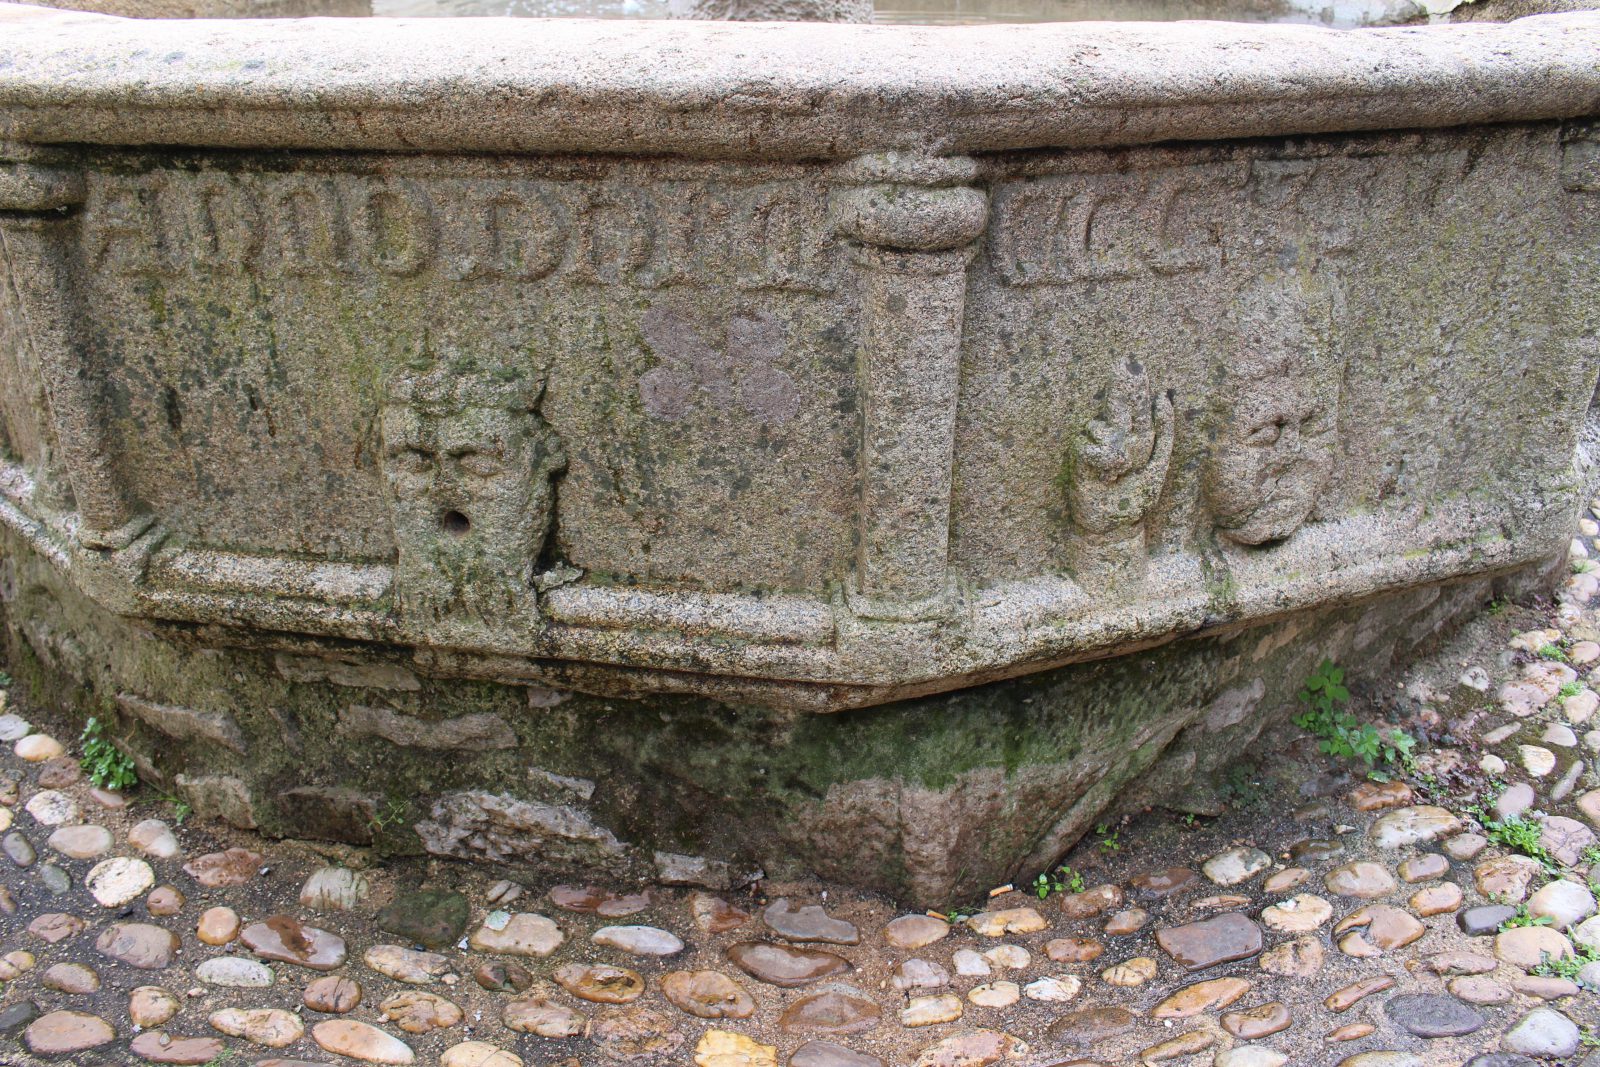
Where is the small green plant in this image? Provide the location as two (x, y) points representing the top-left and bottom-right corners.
(1293, 660), (1417, 779)
(1474, 811), (1556, 870)
(1095, 823), (1121, 853)
(1178, 812), (1198, 830)
(1533, 942), (1600, 983)
(1499, 904), (1554, 931)
(941, 904), (979, 923)
(1574, 559), (1597, 575)
(1581, 844), (1600, 869)
(1485, 598), (1510, 617)
(78, 716), (136, 791)
(0, 671), (11, 687)
(1581, 1024), (1600, 1048)
(1561, 681), (1585, 699)
(367, 797), (408, 834)
(1032, 864), (1085, 900)
(1538, 642), (1569, 662)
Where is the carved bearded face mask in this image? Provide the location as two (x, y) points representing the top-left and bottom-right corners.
(1205, 280), (1339, 546)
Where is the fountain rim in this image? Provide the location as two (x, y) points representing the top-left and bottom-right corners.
(1, 3), (1598, 160)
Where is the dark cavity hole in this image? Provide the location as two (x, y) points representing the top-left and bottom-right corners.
(439, 510), (471, 537)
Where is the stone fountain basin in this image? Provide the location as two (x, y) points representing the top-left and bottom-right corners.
(0, 4), (1596, 902)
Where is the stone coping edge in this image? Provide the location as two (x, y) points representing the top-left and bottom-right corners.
(0, 4), (1598, 159)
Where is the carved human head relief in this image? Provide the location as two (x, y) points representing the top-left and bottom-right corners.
(381, 354), (565, 627)
(1205, 273), (1341, 547)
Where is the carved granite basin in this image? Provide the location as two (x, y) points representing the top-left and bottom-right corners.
(0, 2), (1596, 902)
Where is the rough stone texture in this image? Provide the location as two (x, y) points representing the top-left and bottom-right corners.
(0, 1), (1594, 905)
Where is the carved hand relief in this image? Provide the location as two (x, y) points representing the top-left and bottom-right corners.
(381, 358), (566, 628)
(637, 306), (800, 425)
(1205, 275), (1341, 547)
(1065, 358), (1174, 587)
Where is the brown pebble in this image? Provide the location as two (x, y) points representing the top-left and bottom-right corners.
(1325, 974), (1394, 1012)
(1045, 938), (1104, 964)
(1328, 1022), (1375, 1041)
(474, 961), (534, 994)
(1221, 1001), (1291, 1039)
(146, 886), (185, 917)
(303, 976), (362, 1014)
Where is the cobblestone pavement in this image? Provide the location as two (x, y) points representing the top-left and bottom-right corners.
(6, 515), (1600, 1065)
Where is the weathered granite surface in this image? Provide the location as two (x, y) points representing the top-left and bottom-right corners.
(0, 4), (1596, 899)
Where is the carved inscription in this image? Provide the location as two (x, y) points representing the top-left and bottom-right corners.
(83, 171), (840, 292)
(381, 357), (566, 630)
(989, 168), (1230, 286)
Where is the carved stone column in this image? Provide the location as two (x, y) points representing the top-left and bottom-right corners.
(834, 154), (987, 621)
(0, 154), (148, 550)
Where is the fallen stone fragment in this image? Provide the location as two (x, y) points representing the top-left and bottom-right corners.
(694, 1029), (778, 1067)
(473, 960), (534, 993)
